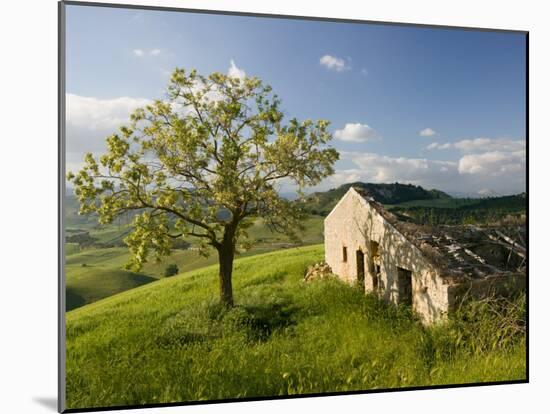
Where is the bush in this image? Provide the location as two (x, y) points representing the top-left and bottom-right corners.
(449, 293), (526, 354)
(163, 263), (179, 277)
(172, 239), (192, 250)
(421, 292), (526, 362)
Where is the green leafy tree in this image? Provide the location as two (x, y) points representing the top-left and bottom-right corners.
(68, 68), (339, 306)
(164, 263), (179, 277)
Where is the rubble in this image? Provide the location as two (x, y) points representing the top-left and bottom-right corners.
(304, 262), (333, 282)
(354, 188), (526, 281)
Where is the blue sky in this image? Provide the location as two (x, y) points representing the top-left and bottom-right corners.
(65, 4), (526, 196)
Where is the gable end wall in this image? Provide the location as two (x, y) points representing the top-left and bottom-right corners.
(324, 189), (450, 324)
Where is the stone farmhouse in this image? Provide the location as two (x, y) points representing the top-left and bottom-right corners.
(324, 187), (526, 324)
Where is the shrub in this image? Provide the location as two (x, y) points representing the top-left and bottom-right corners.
(163, 263), (179, 277)
(449, 293), (526, 354)
(172, 239), (191, 250)
(421, 292), (526, 362)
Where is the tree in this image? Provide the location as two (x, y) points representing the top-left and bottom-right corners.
(164, 264), (179, 277)
(67, 68), (339, 307)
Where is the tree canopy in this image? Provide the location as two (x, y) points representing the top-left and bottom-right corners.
(68, 68), (339, 305)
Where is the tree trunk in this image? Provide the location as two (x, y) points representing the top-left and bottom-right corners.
(217, 227), (236, 307)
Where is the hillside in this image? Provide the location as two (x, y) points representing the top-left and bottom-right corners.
(65, 215), (324, 310)
(391, 193), (527, 225)
(303, 182), (450, 216)
(65, 245), (526, 410)
(64, 187), (526, 310)
(300, 183), (526, 224)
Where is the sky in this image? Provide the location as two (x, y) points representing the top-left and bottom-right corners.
(65, 4), (527, 197)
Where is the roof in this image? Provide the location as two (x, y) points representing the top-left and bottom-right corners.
(351, 187), (526, 283)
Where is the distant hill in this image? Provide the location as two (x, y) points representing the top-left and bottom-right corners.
(391, 193), (526, 225)
(302, 182), (450, 216)
(67, 183), (525, 227)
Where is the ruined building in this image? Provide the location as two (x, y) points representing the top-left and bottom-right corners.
(324, 187), (526, 324)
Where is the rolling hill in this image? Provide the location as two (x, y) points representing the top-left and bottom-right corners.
(65, 245), (526, 410)
(64, 184), (526, 310)
(65, 215), (325, 310)
(302, 182), (450, 216)
(391, 193), (527, 225)
(67, 268), (156, 310)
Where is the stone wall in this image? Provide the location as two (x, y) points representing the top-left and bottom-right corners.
(324, 188), (451, 324)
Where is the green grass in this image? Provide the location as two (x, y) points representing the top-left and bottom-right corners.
(66, 268), (156, 310)
(88, 225), (131, 244)
(66, 245), (526, 410)
(65, 246), (298, 310)
(65, 215), (325, 310)
(66, 242), (80, 256)
(248, 215), (324, 245)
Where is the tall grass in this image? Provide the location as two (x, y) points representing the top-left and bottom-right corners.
(418, 293), (526, 384)
(65, 245), (526, 410)
(426, 293), (526, 357)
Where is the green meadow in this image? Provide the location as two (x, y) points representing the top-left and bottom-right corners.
(65, 215), (324, 310)
(66, 244), (526, 410)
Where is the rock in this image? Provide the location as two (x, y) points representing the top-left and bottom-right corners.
(304, 262), (333, 282)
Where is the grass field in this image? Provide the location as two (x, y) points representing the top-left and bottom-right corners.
(66, 244), (526, 410)
(67, 268), (156, 310)
(65, 215), (325, 310)
(65, 242), (80, 256)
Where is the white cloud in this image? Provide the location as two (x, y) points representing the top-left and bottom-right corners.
(65, 94), (150, 162)
(65, 72), (247, 166)
(64, 92), (526, 197)
(133, 48), (163, 57)
(228, 59), (246, 80)
(426, 137), (525, 153)
(345, 152), (456, 184)
(419, 127), (437, 137)
(427, 142), (451, 150)
(458, 150), (526, 176)
(173, 59), (247, 108)
(164, 60), (248, 119)
(334, 123), (380, 142)
(66, 94), (150, 131)
(454, 138), (525, 153)
(319, 55), (351, 72)
(304, 150), (525, 196)
(477, 188), (498, 197)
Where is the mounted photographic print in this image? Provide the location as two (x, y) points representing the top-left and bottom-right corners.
(59, 1), (528, 412)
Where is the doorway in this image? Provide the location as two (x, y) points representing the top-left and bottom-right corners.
(369, 241), (381, 293)
(397, 267), (413, 306)
(356, 250), (365, 290)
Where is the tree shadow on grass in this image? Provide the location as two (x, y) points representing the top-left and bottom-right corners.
(66, 288), (86, 311)
(156, 296), (300, 348)
(230, 301), (299, 341)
